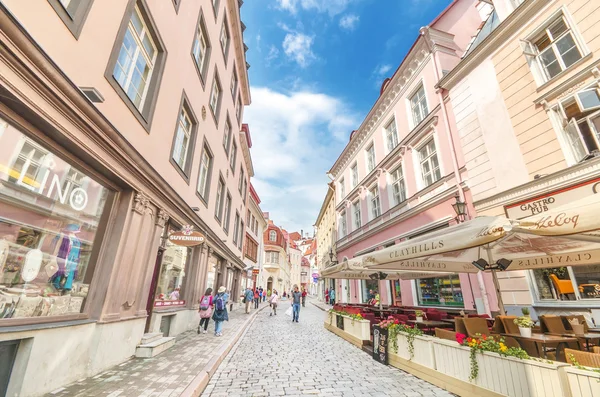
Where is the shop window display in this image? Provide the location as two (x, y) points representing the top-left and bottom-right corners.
(0, 118), (110, 319)
(531, 265), (600, 301)
(154, 225), (190, 304)
(416, 275), (464, 307)
(393, 280), (402, 303)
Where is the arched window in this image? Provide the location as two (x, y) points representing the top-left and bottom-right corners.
(269, 230), (277, 242)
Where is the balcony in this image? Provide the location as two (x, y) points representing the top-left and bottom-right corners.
(263, 263), (280, 272)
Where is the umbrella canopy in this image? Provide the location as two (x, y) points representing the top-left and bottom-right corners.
(356, 194), (600, 273)
(320, 260), (449, 280)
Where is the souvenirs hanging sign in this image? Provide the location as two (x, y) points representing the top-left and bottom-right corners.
(168, 225), (205, 247)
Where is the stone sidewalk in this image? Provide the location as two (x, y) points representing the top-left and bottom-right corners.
(46, 304), (268, 397)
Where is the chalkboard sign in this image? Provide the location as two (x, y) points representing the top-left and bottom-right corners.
(372, 325), (388, 364)
(336, 315), (344, 330)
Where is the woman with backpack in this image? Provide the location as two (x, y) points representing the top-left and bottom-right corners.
(198, 288), (213, 334)
(212, 286), (229, 337)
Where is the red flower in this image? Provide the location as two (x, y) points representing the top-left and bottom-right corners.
(394, 319), (399, 324)
(456, 333), (466, 344)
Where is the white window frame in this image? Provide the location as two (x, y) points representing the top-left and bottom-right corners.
(223, 118), (232, 155)
(197, 145), (213, 200)
(369, 185), (381, 220)
(230, 140), (237, 172)
(521, 7), (589, 86)
(269, 230), (277, 242)
(215, 178), (225, 221)
(192, 20), (209, 79)
(220, 20), (229, 56)
(340, 210), (347, 237)
(172, 108), (193, 170)
(113, 5), (158, 110)
(384, 117), (399, 153)
(409, 84), (429, 128)
(365, 144), (375, 173)
(231, 69), (238, 98)
(209, 76), (222, 117)
(223, 192), (232, 232)
(352, 200), (361, 230)
(417, 138), (441, 188)
(339, 178), (346, 200)
(390, 166), (407, 206)
(233, 212), (240, 245)
(350, 163), (358, 188)
(236, 95), (242, 122)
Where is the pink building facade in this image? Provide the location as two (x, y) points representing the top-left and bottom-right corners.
(329, 0), (499, 313)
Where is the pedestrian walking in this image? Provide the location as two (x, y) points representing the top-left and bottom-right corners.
(301, 288), (307, 307)
(291, 286), (302, 322)
(212, 286), (228, 337)
(263, 287), (267, 302)
(244, 287), (254, 314)
(197, 288), (213, 334)
(325, 288), (329, 304)
(329, 288), (336, 306)
(269, 289), (279, 316)
(259, 287), (263, 303)
(254, 288), (260, 309)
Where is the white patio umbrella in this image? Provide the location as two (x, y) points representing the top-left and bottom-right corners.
(321, 261), (456, 310)
(359, 194), (600, 314)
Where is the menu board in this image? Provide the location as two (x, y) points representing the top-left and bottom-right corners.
(373, 325), (388, 364)
(336, 314), (344, 330)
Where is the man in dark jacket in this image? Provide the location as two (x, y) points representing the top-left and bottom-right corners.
(291, 286), (302, 323)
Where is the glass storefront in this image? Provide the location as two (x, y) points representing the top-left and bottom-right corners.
(0, 117), (111, 319)
(361, 279), (378, 303)
(154, 224), (190, 304)
(531, 265), (600, 301)
(205, 254), (217, 292)
(416, 275), (464, 307)
(393, 280), (402, 303)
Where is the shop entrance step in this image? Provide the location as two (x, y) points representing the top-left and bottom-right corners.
(135, 336), (175, 358)
(140, 332), (163, 345)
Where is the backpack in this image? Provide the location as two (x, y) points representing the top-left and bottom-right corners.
(215, 295), (226, 311)
(200, 295), (210, 311)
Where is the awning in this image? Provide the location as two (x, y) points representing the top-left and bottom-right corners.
(356, 194), (600, 273)
(320, 260), (453, 281)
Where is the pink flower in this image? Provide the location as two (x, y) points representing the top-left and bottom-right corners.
(456, 333), (466, 345)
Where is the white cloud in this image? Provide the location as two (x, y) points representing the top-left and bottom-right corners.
(339, 14), (359, 31)
(245, 87), (357, 232)
(266, 45), (280, 65)
(276, 0), (353, 17)
(371, 63), (393, 88)
(282, 32), (315, 67)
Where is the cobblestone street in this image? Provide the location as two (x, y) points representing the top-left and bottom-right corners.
(202, 299), (454, 397)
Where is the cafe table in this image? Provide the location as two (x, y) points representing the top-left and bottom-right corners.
(548, 332), (600, 352)
(501, 333), (578, 359)
(407, 320), (453, 335)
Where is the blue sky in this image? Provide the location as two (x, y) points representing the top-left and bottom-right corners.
(241, 0), (451, 234)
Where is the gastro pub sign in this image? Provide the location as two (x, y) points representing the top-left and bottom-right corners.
(168, 225), (205, 247)
(505, 177), (600, 219)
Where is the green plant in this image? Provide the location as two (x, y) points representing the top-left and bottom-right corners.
(455, 333), (529, 382)
(514, 316), (534, 328)
(568, 354), (600, 378)
(398, 324), (423, 359)
(415, 310), (424, 317)
(521, 307), (530, 316)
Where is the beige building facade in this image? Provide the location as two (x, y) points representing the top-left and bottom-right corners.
(0, 0), (253, 395)
(314, 183), (336, 300)
(440, 0), (600, 322)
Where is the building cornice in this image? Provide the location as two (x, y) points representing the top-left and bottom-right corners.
(328, 37), (432, 177)
(437, 0), (550, 91)
(227, 0), (250, 106)
(0, 4), (247, 268)
(314, 182), (335, 227)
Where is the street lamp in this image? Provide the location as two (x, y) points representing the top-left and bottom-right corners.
(452, 194), (468, 223)
(329, 248), (338, 265)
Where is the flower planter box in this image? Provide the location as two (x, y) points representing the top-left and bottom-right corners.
(393, 332), (435, 369)
(565, 366), (600, 396)
(323, 313), (370, 347)
(432, 339), (570, 397)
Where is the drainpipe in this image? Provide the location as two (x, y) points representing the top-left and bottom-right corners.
(420, 27), (492, 317)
